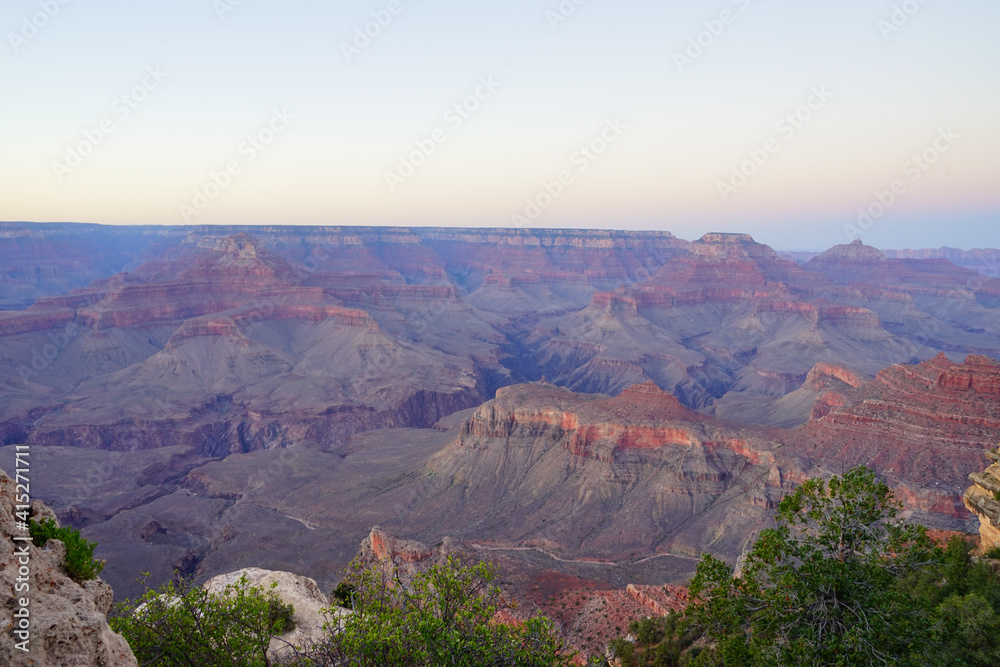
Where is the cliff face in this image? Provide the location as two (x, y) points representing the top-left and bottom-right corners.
(963, 448), (1000, 551)
(0, 467), (137, 666)
(790, 354), (1000, 527)
(420, 381), (785, 564)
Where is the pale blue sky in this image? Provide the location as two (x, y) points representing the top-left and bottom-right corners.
(2, 0), (998, 249)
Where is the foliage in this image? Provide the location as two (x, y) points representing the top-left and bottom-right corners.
(296, 552), (575, 666)
(897, 535), (1000, 666)
(686, 466), (940, 666)
(608, 468), (1000, 666)
(29, 517), (105, 582)
(984, 545), (1000, 560)
(110, 574), (295, 667)
(898, 536), (1000, 607)
(608, 613), (702, 667)
(330, 582), (355, 610)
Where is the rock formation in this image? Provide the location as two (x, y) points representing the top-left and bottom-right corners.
(202, 567), (344, 661)
(789, 353), (1000, 530)
(413, 381), (785, 568)
(963, 447), (1000, 551)
(0, 467), (137, 666)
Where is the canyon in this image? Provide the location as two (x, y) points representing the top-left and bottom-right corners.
(2, 222), (1000, 638)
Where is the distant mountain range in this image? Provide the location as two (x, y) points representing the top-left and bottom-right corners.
(781, 246), (1000, 277)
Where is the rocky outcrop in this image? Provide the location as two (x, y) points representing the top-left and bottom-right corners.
(791, 354), (1000, 528)
(362, 526), (437, 568)
(424, 381), (785, 564)
(963, 448), (1000, 551)
(805, 362), (865, 390)
(812, 238), (887, 262)
(0, 467), (137, 666)
(457, 381), (711, 462)
(202, 567), (344, 661)
(625, 583), (688, 616)
(804, 362), (868, 421)
(938, 355), (1000, 394)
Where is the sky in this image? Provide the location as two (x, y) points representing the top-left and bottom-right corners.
(1, 0), (998, 250)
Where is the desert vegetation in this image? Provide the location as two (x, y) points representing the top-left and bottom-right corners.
(110, 574), (295, 667)
(110, 554), (582, 667)
(293, 552), (580, 666)
(29, 517), (105, 583)
(610, 466), (1000, 666)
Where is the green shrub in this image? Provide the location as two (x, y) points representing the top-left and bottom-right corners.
(268, 595), (297, 634)
(609, 613), (699, 667)
(29, 518), (104, 582)
(331, 582), (356, 609)
(300, 552), (576, 666)
(610, 469), (1000, 667)
(110, 574), (294, 667)
(688, 466), (940, 665)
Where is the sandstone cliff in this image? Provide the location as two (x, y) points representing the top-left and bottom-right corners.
(790, 353), (1000, 528)
(0, 467), (137, 666)
(418, 381), (786, 565)
(963, 447), (1000, 551)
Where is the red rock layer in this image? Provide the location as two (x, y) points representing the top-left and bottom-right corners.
(790, 353), (1000, 523)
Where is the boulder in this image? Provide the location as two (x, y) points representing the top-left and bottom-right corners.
(202, 567), (346, 660)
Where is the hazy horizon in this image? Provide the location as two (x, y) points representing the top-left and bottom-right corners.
(3, 0), (998, 251)
(5, 219), (999, 254)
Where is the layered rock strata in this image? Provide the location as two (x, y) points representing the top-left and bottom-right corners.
(963, 447), (1000, 550)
